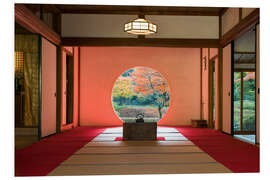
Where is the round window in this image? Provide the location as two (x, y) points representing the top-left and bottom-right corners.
(112, 67), (170, 123)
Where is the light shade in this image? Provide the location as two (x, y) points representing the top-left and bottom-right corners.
(124, 18), (157, 35)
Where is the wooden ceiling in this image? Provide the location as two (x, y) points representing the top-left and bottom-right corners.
(24, 4), (225, 16)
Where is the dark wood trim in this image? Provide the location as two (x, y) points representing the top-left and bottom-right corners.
(200, 48), (203, 120)
(56, 46), (62, 134)
(219, 8), (229, 16)
(235, 69), (256, 72)
(43, 4), (61, 14)
(62, 38), (220, 48)
(220, 8), (259, 47)
(239, 8), (243, 22)
(219, 14), (222, 39)
(15, 4), (61, 45)
(234, 131), (255, 135)
(234, 51), (256, 54)
(57, 5), (222, 16)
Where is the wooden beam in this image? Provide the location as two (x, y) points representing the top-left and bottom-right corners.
(239, 8), (243, 22)
(219, 8), (228, 16)
(15, 4), (61, 45)
(220, 8), (259, 47)
(61, 38), (220, 48)
(57, 5), (222, 16)
(43, 4), (61, 14)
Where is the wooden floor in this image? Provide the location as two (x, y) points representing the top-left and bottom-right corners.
(49, 140), (231, 175)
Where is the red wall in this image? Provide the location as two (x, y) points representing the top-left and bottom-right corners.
(79, 47), (201, 126)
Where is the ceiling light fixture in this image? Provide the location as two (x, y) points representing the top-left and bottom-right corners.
(124, 15), (157, 35)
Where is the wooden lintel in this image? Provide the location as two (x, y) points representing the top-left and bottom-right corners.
(61, 38), (220, 48)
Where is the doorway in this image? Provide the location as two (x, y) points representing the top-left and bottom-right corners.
(209, 59), (216, 129)
(66, 54), (74, 125)
(232, 27), (257, 143)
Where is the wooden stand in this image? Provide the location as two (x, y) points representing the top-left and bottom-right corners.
(123, 122), (157, 141)
(191, 119), (208, 128)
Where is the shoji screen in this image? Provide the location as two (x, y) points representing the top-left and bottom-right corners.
(256, 24), (260, 144)
(41, 37), (57, 137)
(222, 44), (232, 134)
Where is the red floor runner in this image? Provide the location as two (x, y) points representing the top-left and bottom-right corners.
(174, 126), (259, 173)
(15, 126), (107, 176)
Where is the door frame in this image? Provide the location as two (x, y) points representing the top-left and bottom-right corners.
(231, 26), (258, 137)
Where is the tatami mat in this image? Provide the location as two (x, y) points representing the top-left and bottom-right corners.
(75, 145), (202, 154)
(47, 127), (231, 176)
(63, 152), (214, 164)
(49, 162), (230, 175)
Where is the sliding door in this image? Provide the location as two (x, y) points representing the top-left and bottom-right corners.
(222, 43), (232, 134)
(256, 24), (260, 144)
(41, 37), (57, 137)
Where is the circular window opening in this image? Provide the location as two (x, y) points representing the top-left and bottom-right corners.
(112, 67), (170, 123)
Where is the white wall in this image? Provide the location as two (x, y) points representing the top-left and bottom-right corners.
(62, 14), (138, 38)
(146, 15), (219, 39)
(62, 14), (219, 39)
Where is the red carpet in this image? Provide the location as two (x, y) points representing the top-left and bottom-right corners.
(174, 126), (259, 173)
(15, 126), (107, 176)
(115, 137), (165, 141)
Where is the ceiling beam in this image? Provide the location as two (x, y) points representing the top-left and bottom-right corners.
(219, 8), (228, 16)
(56, 5), (222, 16)
(15, 4), (61, 45)
(61, 37), (220, 48)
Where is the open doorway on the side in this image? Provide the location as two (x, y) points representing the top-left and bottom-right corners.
(209, 57), (216, 129)
(232, 27), (257, 144)
(66, 54), (74, 125)
(15, 23), (40, 149)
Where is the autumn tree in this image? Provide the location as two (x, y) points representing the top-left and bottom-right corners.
(112, 76), (135, 105)
(130, 67), (170, 119)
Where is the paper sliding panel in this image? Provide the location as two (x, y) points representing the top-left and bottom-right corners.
(222, 44), (232, 134)
(41, 37), (57, 137)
